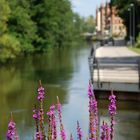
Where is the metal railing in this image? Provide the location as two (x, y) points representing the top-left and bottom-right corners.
(88, 43), (100, 87)
(138, 60), (140, 89)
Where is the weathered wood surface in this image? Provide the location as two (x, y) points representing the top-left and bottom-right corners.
(94, 67), (138, 83)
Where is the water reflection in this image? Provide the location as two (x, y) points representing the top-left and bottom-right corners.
(98, 100), (140, 140)
(0, 42), (140, 140)
(0, 47), (74, 139)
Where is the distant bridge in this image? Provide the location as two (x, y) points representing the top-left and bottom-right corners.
(81, 32), (95, 37)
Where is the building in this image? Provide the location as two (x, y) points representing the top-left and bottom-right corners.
(111, 7), (126, 37)
(96, 2), (126, 38)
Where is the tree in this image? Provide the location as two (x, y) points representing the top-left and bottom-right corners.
(72, 13), (85, 37)
(0, 0), (21, 62)
(0, 0), (86, 62)
(0, 34), (21, 62)
(0, 0), (10, 34)
(31, 0), (74, 50)
(84, 16), (95, 33)
(111, 0), (140, 40)
(8, 0), (37, 53)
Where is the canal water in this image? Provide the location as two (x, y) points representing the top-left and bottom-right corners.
(0, 42), (140, 140)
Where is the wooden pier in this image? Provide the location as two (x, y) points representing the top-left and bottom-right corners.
(89, 46), (140, 93)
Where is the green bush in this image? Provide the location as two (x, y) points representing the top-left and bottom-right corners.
(0, 34), (21, 62)
(135, 33), (140, 48)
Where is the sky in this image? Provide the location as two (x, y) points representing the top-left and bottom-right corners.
(70, 0), (109, 17)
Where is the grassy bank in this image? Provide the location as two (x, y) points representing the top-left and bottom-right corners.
(128, 47), (140, 54)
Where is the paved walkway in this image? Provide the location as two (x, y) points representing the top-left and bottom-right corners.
(96, 46), (139, 58)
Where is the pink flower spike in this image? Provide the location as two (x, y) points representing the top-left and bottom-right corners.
(50, 105), (55, 111)
(88, 81), (94, 98)
(35, 131), (43, 140)
(70, 133), (73, 140)
(60, 128), (66, 140)
(6, 113), (19, 140)
(108, 91), (117, 140)
(33, 107), (40, 120)
(108, 92), (116, 116)
(101, 121), (111, 140)
(37, 80), (45, 101)
(77, 121), (83, 140)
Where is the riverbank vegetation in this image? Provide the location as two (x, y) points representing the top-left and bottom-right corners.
(129, 47), (140, 54)
(135, 33), (140, 48)
(129, 31), (140, 53)
(0, 0), (94, 63)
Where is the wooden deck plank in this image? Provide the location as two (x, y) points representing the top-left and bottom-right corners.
(91, 46), (140, 91)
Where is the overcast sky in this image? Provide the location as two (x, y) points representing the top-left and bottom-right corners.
(70, 0), (109, 17)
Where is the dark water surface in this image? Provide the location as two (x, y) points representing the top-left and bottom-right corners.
(0, 43), (140, 140)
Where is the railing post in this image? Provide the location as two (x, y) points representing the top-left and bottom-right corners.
(88, 43), (100, 87)
(138, 59), (140, 89)
(88, 44), (95, 84)
(96, 58), (100, 88)
(88, 57), (93, 83)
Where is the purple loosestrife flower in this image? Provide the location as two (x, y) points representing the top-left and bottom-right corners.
(51, 106), (57, 140)
(6, 113), (19, 140)
(101, 122), (111, 140)
(47, 105), (57, 140)
(106, 124), (111, 140)
(39, 107), (45, 139)
(50, 105), (55, 111)
(33, 107), (40, 120)
(7, 121), (16, 140)
(37, 82), (45, 101)
(33, 111), (38, 120)
(70, 133), (73, 140)
(90, 98), (98, 126)
(52, 119), (57, 140)
(56, 96), (62, 125)
(108, 91), (117, 140)
(109, 95), (116, 116)
(88, 81), (94, 98)
(35, 131), (43, 140)
(88, 81), (98, 139)
(89, 98), (95, 138)
(36, 81), (46, 139)
(56, 96), (66, 140)
(33, 105), (40, 138)
(47, 110), (52, 140)
(15, 132), (20, 140)
(14, 131), (20, 140)
(89, 138), (96, 140)
(47, 110), (54, 117)
(77, 121), (83, 140)
(60, 128), (66, 140)
(90, 99), (97, 113)
(101, 122), (106, 140)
